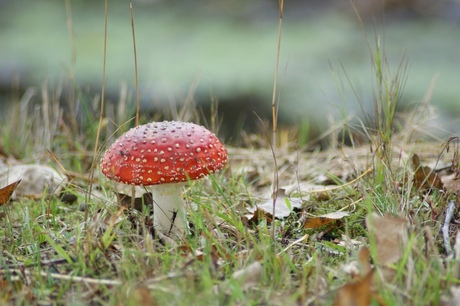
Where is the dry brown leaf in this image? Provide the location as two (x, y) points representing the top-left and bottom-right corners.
(0, 180), (21, 205)
(333, 247), (387, 306)
(412, 154), (444, 191)
(366, 213), (408, 265)
(303, 211), (349, 229)
(357, 246), (372, 275)
(333, 269), (374, 306)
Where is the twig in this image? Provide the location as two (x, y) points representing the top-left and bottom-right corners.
(338, 197), (363, 212)
(0, 257), (70, 271)
(442, 200), (456, 257)
(1, 268), (195, 289)
(0, 268), (121, 286)
(42, 271), (122, 286)
(145, 271), (192, 288)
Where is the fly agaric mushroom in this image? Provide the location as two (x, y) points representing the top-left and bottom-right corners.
(100, 121), (228, 237)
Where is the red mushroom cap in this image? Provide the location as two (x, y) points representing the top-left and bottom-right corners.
(100, 121), (228, 185)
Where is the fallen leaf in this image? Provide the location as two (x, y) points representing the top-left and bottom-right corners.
(0, 164), (67, 199)
(412, 154), (444, 191)
(366, 213), (408, 265)
(251, 188), (303, 219)
(333, 269), (374, 306)
(303, 211), (349, 229)
(0, 180), (21, 205)
(333, 247), (386, 306)
(357, 246), (372, 275)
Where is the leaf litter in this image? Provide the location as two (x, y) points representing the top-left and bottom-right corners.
(2, 139), (460, 304)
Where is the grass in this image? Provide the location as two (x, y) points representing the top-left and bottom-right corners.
(1, 3), (460, 306)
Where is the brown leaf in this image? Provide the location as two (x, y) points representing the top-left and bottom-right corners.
(366, 213), (408, 265)
(357, 246), (372, 275)
(412, 154), (444, 191)
(333, 247), (386, 306)
(0, 180), (21, 205)
(303, 211), (349, 229)
(333, 269), (375, 306)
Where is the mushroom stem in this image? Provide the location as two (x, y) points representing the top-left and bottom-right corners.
(150, 183), (189, 236)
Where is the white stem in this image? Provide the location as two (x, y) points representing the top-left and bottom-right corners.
(149, 183), (188, 236)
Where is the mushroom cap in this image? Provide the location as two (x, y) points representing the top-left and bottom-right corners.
(100, 121), (228, 185)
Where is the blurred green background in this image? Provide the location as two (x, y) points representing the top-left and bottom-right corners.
(1, 0), (459, 140)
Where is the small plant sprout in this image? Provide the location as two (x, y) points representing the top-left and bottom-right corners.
(100, 121), (228, 237)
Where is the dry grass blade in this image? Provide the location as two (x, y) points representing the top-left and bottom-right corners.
(86, 0), (108, 206)
(308, 168), (372, 194)
(277, 234), (309, 257)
